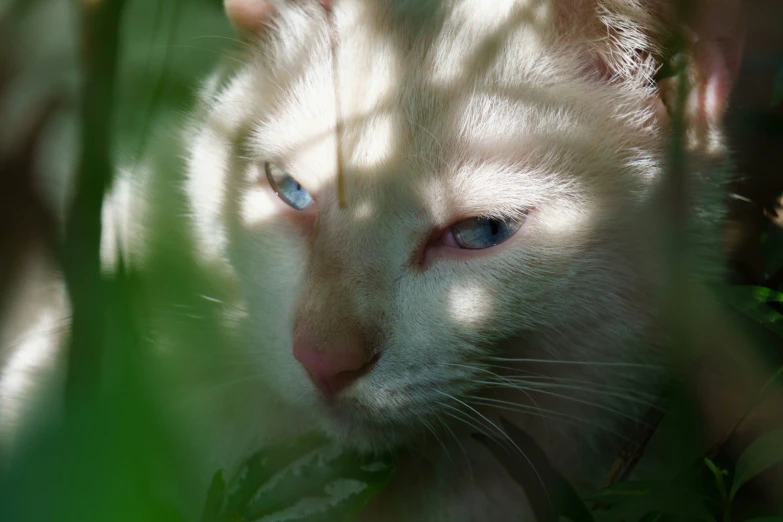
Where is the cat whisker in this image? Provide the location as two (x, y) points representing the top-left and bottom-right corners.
(446, 359), (664, 410)
(433, 390), (553, 511)
(419, 416), (455, 469)
(442, 362), (549, 426)
(148, 45), (251, 68)
(485, 356), (667, 370)
(189, 35), (246, 46)
(464, 395), (627, 438)
(435, 413), (474, 482)
(199, 294), (224, 304)
(473, 379), (656, 428)
(435, 403), (494, 447)
(478, 369), (664, 401)
(500, 376), (665, 408)
(480, 377), (664, 410)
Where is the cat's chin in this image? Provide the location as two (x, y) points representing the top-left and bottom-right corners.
(316, 402), (419, 454)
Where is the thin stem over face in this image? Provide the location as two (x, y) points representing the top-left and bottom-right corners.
(64, 0), (129, 416)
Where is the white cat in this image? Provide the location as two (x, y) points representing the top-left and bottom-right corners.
(1, 0), (745, 520)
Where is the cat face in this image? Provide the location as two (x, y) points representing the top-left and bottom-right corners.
(184, 0), (735, 450)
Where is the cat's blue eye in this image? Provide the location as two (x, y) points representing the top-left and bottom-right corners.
(449, 215), (525, 249)
(264, 162), (314, 210)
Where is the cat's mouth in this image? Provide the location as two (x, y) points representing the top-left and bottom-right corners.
(318, 399), (422, 452)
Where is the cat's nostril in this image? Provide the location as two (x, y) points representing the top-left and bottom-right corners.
(329, 355), (379, 394)
(293, 332), (376, 397)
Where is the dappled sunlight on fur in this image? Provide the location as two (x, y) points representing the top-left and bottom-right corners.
(0, 0), (745, 520)
(112, 1), (737, 519)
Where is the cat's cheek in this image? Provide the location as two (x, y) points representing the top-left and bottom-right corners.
(280, 204), (317, 232)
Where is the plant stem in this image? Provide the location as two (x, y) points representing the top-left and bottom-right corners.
(63, 0), (128, 414)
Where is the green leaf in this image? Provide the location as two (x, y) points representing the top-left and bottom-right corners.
(743, 518), (783, 522)
(583, 481), (658, 505)
(704, 457), (729, 503)
(242, 447), (392, 520)
(224, 433), (331, 514)
(748, 287), (783, 303)
(586, 479), (715, 522)
(703, 458), (727, 478)
(730, 429), (783, 500)
(715, 285), (783, 338)
(206, 434), (394, 522)
(201, 470), (227, 522)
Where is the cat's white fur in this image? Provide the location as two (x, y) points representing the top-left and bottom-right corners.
(1, 0), (741, 520)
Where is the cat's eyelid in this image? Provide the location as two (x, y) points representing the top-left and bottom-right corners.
(264, 161), (311, 190)
(484, 208), (529, 222)
(444, 207), (530, 228)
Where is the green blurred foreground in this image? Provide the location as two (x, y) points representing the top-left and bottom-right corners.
(1, 1), (783, 521)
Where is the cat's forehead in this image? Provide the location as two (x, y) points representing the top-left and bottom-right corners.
(242, 0), (653, 218)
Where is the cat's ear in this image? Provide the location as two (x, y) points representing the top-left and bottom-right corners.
(657, 0), (746, 128)
(590, 0), (746, 128)
(224, 0), (333, 35)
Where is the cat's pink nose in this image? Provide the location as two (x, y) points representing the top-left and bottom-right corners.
(293, 328), (375, 397)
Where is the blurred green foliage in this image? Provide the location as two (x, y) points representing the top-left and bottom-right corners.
(201, 435), (393, 522)
(1, 1), (783, 522)
(114, 0), (233, 154)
